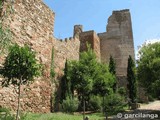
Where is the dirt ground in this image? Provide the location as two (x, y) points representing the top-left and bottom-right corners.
(110, 100), (160, 120)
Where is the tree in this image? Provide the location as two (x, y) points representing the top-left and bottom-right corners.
(92, 63), (115, 114)
(137, 42), (160, 98)
(67, 44), (115, 117)
(109, 55), (117, 92)
(109, 55), (116, 75)
(92, 63), (114, 96)
(0, 44), (41, 120)
(67, 45), (99, 119)
(60, 59), (71, 101)
(50, 46), (56, 112)
(127, 55), (137, 103)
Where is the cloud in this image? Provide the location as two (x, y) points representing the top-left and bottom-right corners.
(136, 39), (160, 60)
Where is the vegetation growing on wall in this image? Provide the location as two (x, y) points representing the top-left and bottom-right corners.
(0, 0), (4, 17)
(0, 24), (12, 54)
(0, 0), (14, 19)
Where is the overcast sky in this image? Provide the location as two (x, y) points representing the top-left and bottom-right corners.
(43, 0), (160, 52)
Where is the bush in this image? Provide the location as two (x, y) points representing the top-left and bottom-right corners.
(104, 94), (126, 115)
(118, 87), (126, 96)
(88, 95), (102, 111)
(62, 96), (79, 113)
(0, 107), (15, 120)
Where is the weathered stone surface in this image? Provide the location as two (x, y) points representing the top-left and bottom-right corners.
(80, 30), (101, 60)
(98, 9), (135, 76)
(54, 38), (80, 78)
(0, 0), (80, 113)
(0, 1), (136, 113)
(0, 0), (54, 113)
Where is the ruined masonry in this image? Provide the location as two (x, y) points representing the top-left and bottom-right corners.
(0, 0), (135, 113)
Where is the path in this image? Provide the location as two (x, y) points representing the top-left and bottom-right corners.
(138, 100), (160, 110)
(109, 100), (160, 120)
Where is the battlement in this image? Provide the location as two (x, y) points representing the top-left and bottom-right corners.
(0, 0), (135, 113)
(112, 9), (129, 13)
(57, 37), (75, 42)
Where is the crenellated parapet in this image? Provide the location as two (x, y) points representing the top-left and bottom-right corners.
(0, 0), (136, 113)
(57, 37), (75, 42)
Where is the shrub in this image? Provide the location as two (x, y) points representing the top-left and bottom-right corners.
(88, 95), (102, 111)
(104, 94), (126, 115)
(62, 96), (79, 113)
(0, 107), (15, 120)
(118, 87), (127, 96)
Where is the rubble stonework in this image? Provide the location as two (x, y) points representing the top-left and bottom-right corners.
(98, 9), (135, 76)
(79, 30), (101, 60)
(0, 1), (136, 113)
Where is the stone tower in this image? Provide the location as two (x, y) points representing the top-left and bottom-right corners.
(98, 9), (135, 85)
(0, 0), (136, 112)
(79, 30), (101, 60)
(73, 25), (83, 39)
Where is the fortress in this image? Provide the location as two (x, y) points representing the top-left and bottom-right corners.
(0, 0), (135, 113)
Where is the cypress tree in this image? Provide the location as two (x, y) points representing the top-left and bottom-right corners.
(109, 55), (116, 75)
(50, 46), (56, 112)
(127, 55), (137, 103)
(109, 55), (117, 92)
(60, 59), (71, 101)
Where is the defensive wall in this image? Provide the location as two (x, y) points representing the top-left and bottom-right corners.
(0, 0), (137, 113)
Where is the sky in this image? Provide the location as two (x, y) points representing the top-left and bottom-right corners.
(43, 0), (160, 53)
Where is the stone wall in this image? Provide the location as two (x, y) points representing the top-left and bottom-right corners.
(54, 37), (80, 79)
(0, 0), (137, 113)
(0, 0), (81, 113)
(0, 0), (55, 113)
(79, 30), (101, 60)
(98, 9), (135, 76)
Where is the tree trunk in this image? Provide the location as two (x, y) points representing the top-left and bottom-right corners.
(83, 97), (85, 120)
(103, 96), (104, 114)
(16, 78), (22, 120)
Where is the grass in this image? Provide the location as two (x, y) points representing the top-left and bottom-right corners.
(22, 112), (104, 120)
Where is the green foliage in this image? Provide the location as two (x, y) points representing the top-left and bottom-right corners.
(69, 45), (98, 100)
(0, 107), (14, 120)
(1, 44), (41, 86)
(75, 46), (97, 97)
(60, 60), (72, 102)
(68, 45), (115, 99)
(0, 0), (14, 18)
(61, 96), (79, 113)
(109, 55), (117, 93)
(0, 0), (4, 12)
(103, 93), (126, 115)
(0, 24), (12, 54)
(50, 46), (55, 82)
(50, 46), (57, 112)
(127, 55), (137, 103)
(92, 63), (115, 96)
(88, 95), (102, 111)
(109, 55), (116, 75)
(137, 42), (160, 98)
(18, 112), (103, 120)
(0, 44), (41, 120)
(63, 44), (115, 113)
(118, 87), (127, 96)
